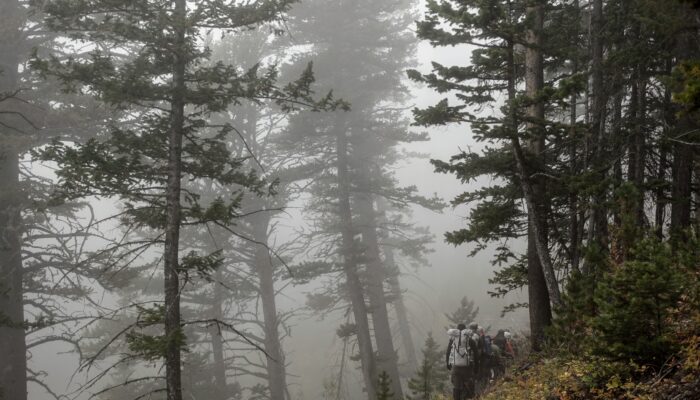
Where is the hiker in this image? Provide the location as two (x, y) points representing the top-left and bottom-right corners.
(446, 323), (478, 400)
(476, 326), (493, 384)
(471, 325), (489, 394)
(489, 340), (505, 378)
(493, 329), (507, 357)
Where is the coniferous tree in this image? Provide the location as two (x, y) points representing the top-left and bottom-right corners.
(280, 0), (440, 397)
(445, 297), (479, 328)
(31, 1), (342, 398)
(407, 334), (448, 400)
(376, 371), (394, 400)
(411, 0), (700, 357)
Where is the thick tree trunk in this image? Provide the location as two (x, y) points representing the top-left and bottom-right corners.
(250, 212), (287, 400)
(0, 2), (27, 398)
(164, 1), (186, 399)
(523, 0), (556, 350)
(354, 178), (403, 398)
(335, 123), (377, 400)
(0, 150), (26, 400)
(210, 269), (227, 399)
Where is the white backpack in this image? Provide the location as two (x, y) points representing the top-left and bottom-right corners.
(447, 329), (475, 367)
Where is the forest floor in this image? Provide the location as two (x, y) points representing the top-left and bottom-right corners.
(476, 334), (700, 400)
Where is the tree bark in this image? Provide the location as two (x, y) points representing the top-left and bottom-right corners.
(250, 212), (288, 400)
(354, 174), (403, 398)
(164, 1), (186, 399)
(0, 1), (27, 398)
(0, 150), (26, 400)
(335, 121), (377, 400)
(522, 0), (557, 350)
(583, 0), (609, 276)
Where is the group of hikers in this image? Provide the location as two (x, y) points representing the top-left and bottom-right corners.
(445, 322), (518, 400)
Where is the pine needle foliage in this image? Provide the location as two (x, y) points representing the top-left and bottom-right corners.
(407, 333), (449, 400)
(445, 296), (479, 327)
(376, 371), (394, 400)
(29, 0), (345, 397)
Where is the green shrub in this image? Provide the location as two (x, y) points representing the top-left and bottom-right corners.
(589, 238), (683, 365)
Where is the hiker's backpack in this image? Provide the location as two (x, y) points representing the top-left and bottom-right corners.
(448, 329), (476, 367)
(483, 335), (493, 357)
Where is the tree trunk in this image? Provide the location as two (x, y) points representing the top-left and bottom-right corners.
(627, 76), (647, 226)
(164, 1), (186, 399)
(523, 0), (556, 350)
(354, 176), (403, 398)
(385, 251), (418, 372)
(656, 84), (674, 239)
(0, 2), (27, 398)
(671, 136), (693, 235)
(583, 0), (609, 276)
(335, 121), (377, 400)
(612, 91), (623, 229)
(670, 25), (698, 241)
(375, 199), (417, 374)
(210, 269), (227, 399)
(250, 212), (288, 400)
(0, 150), (26, 400)
(568, 0), (581, 273)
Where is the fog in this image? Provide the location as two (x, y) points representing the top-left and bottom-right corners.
(2, 1), (529, 400)
(20, 40), (528, 400)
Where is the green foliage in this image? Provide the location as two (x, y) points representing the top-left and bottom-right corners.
(179, 250), (224, 283)
(407, 334), (448, 400)
(376, 371), (394, 400)
(445, 296), (479, 327)
(589, 238), (684, 365)
(125, 304), (187, 362)
(673, 60), (700, 119)
(549, 270), (597, 352)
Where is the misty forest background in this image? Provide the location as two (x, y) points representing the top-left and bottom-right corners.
(1, 0), (700, 399)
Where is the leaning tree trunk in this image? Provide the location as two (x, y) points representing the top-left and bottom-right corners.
(354, 174), (403, 398)
(249, 212), (288, 400)
(335, 122), (377, 400)
(0, 2), (27, 398)
(164, 1), (186, 399)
